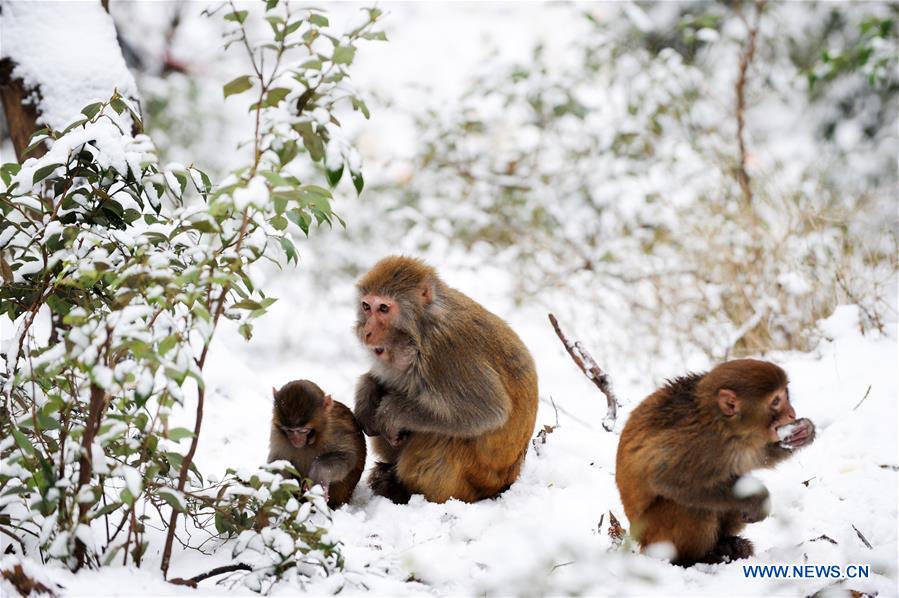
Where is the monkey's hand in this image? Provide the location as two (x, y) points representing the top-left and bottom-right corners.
(354, 373), (387, 437)
(736, 483), (771, 523)
(778, 418), (816, 450)
(374, 398), (411, 447)
(384, 427), (410, 448)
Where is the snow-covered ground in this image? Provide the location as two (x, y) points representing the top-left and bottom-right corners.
(5, 277), (898, 596)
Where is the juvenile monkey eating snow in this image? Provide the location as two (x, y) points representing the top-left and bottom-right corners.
(268, 380), (366, 508)
(616, 359), (816, 566)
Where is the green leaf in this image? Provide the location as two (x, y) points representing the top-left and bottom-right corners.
(263, 87), (291, 108)
(351, 169), (364, 195)
(12, 428), (36, 456)
(285, 19), (303, 35)
(332, 45), (356, 65)
(158, 334), (179, 356)
(223, 75), (254, 98)
(81, 102), (104, 119)
(300, 57), (323, 70)
(351, 96), (370, 119)
(280, 236), (298, 262)
(93, 501), (123, 518)
(190, 220), (218, 234)
(286, 209), (310, 235)
(270, 214), (288, 230)
(232, 299), (264, 310)
(294, 123), (325, 162)
(325, 163), (343, 187)
(167, 427), (195, 442)
(32, 163), (63, 185)
(0, 162), (21, 186)
(21, 136), (50, 158)
(260, 170), (293, 188)
(362, 31), (388, 41)
(158, 489), (185, 513)
(110, 98), (128, 115)
(265, 0), (278, 10)
(276, 140), (299, 166)
(309, 13), (328, 27)
(61, 118), (89, 134)
(224, 10), (248, 24)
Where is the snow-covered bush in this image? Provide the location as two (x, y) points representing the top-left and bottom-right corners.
(373, 2), (897, 360)
(0, 0), (382, 587)
(203, 464), (341, 592)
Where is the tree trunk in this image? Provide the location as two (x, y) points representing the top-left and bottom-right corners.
(0, 58), (44, 161)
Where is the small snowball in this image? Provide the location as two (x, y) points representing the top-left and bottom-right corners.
(644, 541), (677, 562)
(777, 423), (798, 441)
(733, 474), (764, 498)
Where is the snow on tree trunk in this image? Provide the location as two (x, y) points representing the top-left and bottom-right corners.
(0, 1), (139, 160)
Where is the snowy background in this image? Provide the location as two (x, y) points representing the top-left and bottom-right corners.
(2, 1), (897, 596)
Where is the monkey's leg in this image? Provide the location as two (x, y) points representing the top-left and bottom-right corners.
(371, 435), (403, 463)
(395, 435), (477, 503)
(638, 499), (720, 566)
(368, 462), (412, 504)
(705, 511), (754, 563)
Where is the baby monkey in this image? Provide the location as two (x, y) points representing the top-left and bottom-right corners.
(268, 380), (366, 509)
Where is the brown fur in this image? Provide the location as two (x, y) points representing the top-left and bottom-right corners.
(268, 380), (366, 509)
(354, 256), (538, 503)
(615, 359), (814, 565)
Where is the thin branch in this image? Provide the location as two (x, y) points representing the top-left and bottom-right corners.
(851, 524), (873, 550)
(548, 313), (619, 432)
(169, 563), (254, 588)
(853, 385), (872, 411)
(734, 0), (765, 205)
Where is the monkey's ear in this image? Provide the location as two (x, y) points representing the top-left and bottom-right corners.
(419, 281), (434, 305)
(717, 389), (740, 416)
(324, 394), (333, 411)
(271, 386), (278, 399)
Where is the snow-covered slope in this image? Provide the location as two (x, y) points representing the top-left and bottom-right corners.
(5, 271), (895, 597)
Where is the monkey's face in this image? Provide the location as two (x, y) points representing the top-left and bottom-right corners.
(764, 386), (798, 441)
(357, 293), (399, 361)
(272, 381), (332, 447)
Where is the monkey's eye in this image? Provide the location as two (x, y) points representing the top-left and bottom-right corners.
(772, 397), (781, 408)
(379, 303), (390, 314)
(361, 301), (371, 312)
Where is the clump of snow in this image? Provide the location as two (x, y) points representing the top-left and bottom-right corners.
(734, 474), (766, 499)
(777, 422), (799, 442)
(1, 3), (139, 130)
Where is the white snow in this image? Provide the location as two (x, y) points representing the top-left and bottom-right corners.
(734, 474), (766, 499)
(777, 423), (799, 442)
(1, 3), (139, 131)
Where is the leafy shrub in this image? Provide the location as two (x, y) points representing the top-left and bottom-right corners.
(0, 0), (382, 589)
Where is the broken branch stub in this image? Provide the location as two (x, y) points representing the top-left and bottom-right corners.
(548, 313), (619, 431)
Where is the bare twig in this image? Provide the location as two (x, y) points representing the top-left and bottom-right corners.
(548, 313), (619, 431)
(549, 561), (574, 573)
(734, 0), (766, 205)
(853, 385), (872, 411)
(851, 524), (873, 550)
(809, 534), (838, 545)
(169, 563), (253, 588)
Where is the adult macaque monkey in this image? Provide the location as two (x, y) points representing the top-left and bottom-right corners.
(354, 255), (538, 504)
(616, 359), (816, 566)
(268, 380), (366, 508)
